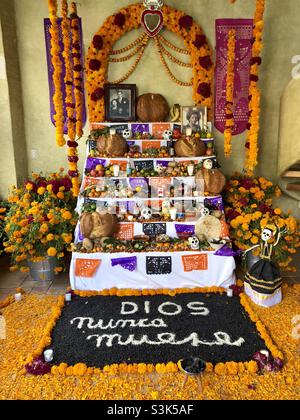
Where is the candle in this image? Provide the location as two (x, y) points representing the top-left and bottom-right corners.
(169, 207), (177, 221)
(113, 165), (120, 177)
(186, 128), (192, 137)
(65, 293), (72, 302)
(203, 108), (207, 130)
(15, 293), (22, 302)
(227, 289), (233, 297)
(187, 164), (194, 176)
(44, 349), (54, 363)
(110, 128), (116, 136)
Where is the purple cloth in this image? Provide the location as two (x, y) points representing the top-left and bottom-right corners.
(204, 196), (224, 212)
(111, 256), (137, 272)
(131, 124), (150, 135)
(44, 18), (86, 134)
(86, 157), (107, 171)
(156, 160), (170, 168)
(129, 178), (149, 189)
(214, 245), (242, 257)
(214, 19), (253, 135)
(175, 224), (195, 235)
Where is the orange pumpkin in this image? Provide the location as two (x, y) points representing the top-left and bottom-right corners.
(96, 133), (128, 156)
(136, 93), (169, 122)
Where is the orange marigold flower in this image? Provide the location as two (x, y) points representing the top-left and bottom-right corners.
(47, 247), (57, 257)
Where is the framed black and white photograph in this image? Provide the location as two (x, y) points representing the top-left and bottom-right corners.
(181, 106), (208, 134)
(105, 84), (136, 122)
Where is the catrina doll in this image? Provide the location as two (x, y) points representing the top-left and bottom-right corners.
(243, 224), (287, 308)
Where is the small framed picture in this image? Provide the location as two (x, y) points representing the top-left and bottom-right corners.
(105, 84), (137, 122)
(181, 106), (208, 134)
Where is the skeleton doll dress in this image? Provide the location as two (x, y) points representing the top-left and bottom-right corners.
(244, 243), (282, 307)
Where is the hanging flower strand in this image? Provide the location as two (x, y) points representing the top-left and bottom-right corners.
(70, 2), (84, 139)
(61, 0), (80, 197)
(48, 0), (65, 147)
(224, 29), (236, 158)
(245, 0), (265, 174)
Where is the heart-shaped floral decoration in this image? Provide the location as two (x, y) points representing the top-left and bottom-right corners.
(141, 9), (164, 37)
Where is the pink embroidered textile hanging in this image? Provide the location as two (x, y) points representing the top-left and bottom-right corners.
(214, 19), (253, 135)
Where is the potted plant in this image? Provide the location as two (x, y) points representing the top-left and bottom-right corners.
(4, 170), (78, 280)
(224, 174), (300, 272)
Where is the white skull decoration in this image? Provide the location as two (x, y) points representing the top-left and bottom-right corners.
(203, 159), (213, 170)
(188, 236), (200, 250)
(122, 129), (131, 139)
(200, 207), (210, 218)
(261, 228), (273, 242)
(163, 129), (173, 141)
(155, 164), (165, 175)
(141, 207), (152, 220)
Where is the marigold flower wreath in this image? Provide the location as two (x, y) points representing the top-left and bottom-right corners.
(85, 3), (214, 122)
(224, 29), (236, 158)
(24, 287), (282, 377)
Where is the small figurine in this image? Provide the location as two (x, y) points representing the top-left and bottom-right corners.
(243, 224), (287, 307)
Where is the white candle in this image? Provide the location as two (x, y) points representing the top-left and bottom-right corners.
(227, 289), (233, 297)
(15, 293), (22, 302)
(65, 293), (72, 302)
(113, 165), (120, 177)
(110, 128), (116, 136)
(186, 128), (192, 137)
(44, 349), (54, 363)
(203, 108), (207, 130)
(187, 164), (194, 176)
(169, 207), (177, 221)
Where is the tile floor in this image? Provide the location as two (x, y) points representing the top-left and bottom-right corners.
(0, 253), (299, 301)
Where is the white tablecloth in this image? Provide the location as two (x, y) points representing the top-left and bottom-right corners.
(70, 251), (236, 291)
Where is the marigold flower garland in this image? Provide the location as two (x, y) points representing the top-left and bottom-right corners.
(86, 4), (213, 122)
(24, 286), (283, 377)
(224, 29), (236, 158)
(60, 1), (79, 197)
(48, 0), (65, 147)
(245, 0), (266, 173)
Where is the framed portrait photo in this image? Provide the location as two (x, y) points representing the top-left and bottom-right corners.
(181, 106), (208, 134)
(105, 84), (137, 122)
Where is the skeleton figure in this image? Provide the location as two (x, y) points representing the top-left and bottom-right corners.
(122, 129), (132, 140)
(188, 236), (200, 250)
(140, 207), (152, 220)
(243, 224), (288, 307)
(162, 129), (173, 141)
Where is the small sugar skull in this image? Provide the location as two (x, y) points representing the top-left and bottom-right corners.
(200, 207), (210, 218)
(122, 129), (131, 139)
(163, 129), (173, 141)
(155, 164), (165, 175)
(203, 159), (213, 170)
(141, 207), (152, 220)
(188, 236), (200, 250)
